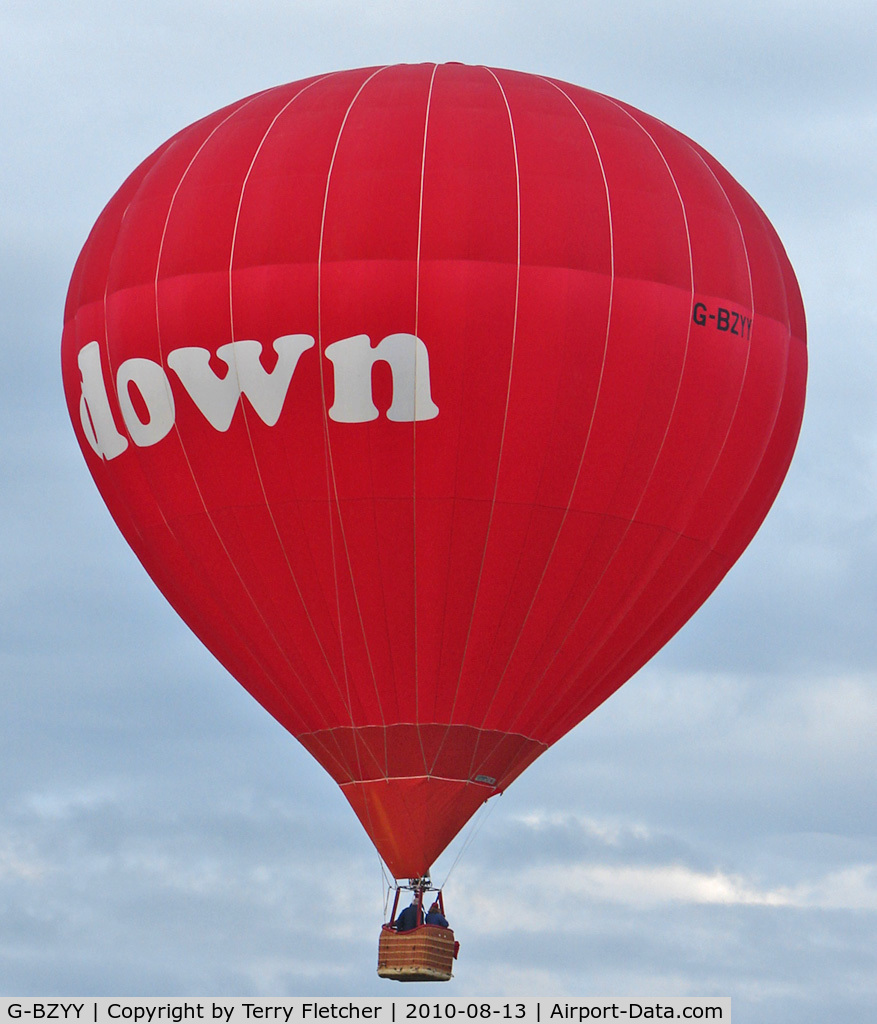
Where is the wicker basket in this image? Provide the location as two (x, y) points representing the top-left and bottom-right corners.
(377, 924), (457, 982)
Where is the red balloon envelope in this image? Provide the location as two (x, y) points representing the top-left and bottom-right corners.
(61, 64), (806, 879)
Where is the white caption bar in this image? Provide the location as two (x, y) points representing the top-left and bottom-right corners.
(0, 998), (730, 1023)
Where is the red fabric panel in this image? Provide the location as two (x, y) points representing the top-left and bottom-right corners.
(298, 723), (544, 787)
(340, 776), (497, 880)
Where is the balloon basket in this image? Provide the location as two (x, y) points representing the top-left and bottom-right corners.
(377, 924), (457, 982)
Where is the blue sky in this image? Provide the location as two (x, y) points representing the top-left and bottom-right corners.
(1, 1), (875, 1019)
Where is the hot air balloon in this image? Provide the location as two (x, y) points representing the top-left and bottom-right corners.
(61, 63), (806, 980)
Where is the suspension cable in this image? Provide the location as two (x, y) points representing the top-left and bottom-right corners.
(438, 793), (501, 890)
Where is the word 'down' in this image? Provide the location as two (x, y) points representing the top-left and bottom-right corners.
(77, 333), (439, 460)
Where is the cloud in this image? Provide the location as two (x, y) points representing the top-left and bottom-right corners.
(474, 860), (877, 920)
(453, 805), (877, 919)
(0, 839), (44, 883)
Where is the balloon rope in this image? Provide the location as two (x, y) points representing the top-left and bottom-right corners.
(146, 90), (340, 742)
(411, 63), (440, 778)
(438, 794), (500, 890)
(316, 68), (393, 822)
(431, 65), (522, 776)
(379, 855), (393, 919)
(462, 77), (615, 758)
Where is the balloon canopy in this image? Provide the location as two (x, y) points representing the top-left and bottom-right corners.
(62, 63), (806, 879)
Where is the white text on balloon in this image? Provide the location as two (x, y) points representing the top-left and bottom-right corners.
(75, 332), (440, 460)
